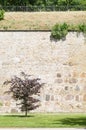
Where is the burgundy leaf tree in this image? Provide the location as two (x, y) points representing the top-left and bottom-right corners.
(3, 72), (44, 116)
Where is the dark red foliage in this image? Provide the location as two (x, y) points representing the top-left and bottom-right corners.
(3, 72), (44, 116)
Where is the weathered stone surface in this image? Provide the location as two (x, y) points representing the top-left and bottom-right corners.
(75, 85), (80, 91)
(64, 86), (69, 91)
(75, 95), (79, 101)
(83, 95), (86, 101)
(56, 79), (63, 84)
(0, 32), (86, 113)
(11, 109), (18, 113)
(57, 73), (61, 77)
(4, 101), (10, 107)
(83, 86), (86, 91)
(51, 95), (54, 101)
(80, 72), (86, 78)
(69, 78), (78, 84)
(45, 95), (50, 101)
(65, 95), (74, 100)
(73, 71), (78, 77)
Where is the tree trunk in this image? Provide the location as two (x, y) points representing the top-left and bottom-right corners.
(25, 109), (27, 117)
(25, 107), (27, 117)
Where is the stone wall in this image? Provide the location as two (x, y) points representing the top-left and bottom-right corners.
(0, 31), (86, 113)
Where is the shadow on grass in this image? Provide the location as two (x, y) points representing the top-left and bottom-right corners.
(53, 117), (86, 127)
(2, 115), (34, 118)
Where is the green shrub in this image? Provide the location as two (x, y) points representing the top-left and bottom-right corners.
(78, 24), (86, 33)
(51, 23), (86, 40)
(0, 9), (5, 20)
(51, 23), (68, 40)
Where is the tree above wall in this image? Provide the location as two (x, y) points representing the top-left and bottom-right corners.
(0, 0), (86, 6)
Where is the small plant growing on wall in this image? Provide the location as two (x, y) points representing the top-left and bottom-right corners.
(3, 72), (44, 117)
(78, 24), (86, 34)
(0, 9), (5, 20)
(51, 23), (68, 40)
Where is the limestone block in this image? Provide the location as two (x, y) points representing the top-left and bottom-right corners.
(83, 94), (86, 101)
(0, 60), (2, 69)
(4, 101), (10, 107)
(57, 73), (61, 77)
(83, 86), (86, 91)
(75, 85), (80, 91)
(56, 79), (63, 84)
(65, 95), (74, 100)
(73, 71), (78, 77)
(11, 108), (18, 113)
(51, 95), (54, 101)
(75, 95), (80, 101)
(45, 95), (50, 101)
(69, 78), (78, 84)
(64, 86), (69, 91)
(80, 72), (86, 78)
(13, 57), (20, 64)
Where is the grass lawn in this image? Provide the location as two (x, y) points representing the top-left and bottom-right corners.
(0, 113), (86, 128)
(0, 11), (86, 30)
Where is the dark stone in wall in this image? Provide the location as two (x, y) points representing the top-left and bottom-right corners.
(46, 95), (50, 101)
(57, 73), (61, 77)
(65, 86), (69, 90)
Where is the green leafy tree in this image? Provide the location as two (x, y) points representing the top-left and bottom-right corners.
(66, 0), (73, 9)
(0, 0), (7, 6)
